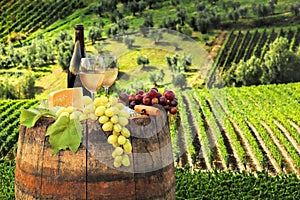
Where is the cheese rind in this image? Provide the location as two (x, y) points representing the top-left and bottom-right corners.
(48, 88), (84, 109)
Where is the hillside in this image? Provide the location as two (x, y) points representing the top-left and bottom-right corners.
(1, 0), (300, 199)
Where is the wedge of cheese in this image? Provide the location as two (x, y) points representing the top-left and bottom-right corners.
(48, 87), (84, 109)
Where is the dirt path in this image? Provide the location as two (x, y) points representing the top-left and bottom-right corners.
(182, 94), (211, 170)
(193, 96), (226, 170)
(261, 121), (300, 176)
(246, 121), (281, 175)
(209, 31), (228, 59)
(228, 118), (262, 172)
(206, 99), (244, 171)
(176, 116), (191, 168)
(289, 120), (300, 134)
(216, 119), (244, 171)
(214, 97), (261, 172)
(274, 120), (300, 156)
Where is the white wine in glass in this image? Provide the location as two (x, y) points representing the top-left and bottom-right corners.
(101, 55), (118, 96)
(79, 57), (105, 100)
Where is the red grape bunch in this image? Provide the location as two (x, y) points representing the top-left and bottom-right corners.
(121, 88), (178, 115)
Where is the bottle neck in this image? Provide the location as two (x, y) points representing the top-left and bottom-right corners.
(75, 27), (85, 58)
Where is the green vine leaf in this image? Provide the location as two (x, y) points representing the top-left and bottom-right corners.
(20, 108), (56, 128)
(45, 114), (83, 155)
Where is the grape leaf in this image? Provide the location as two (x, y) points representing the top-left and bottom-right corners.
(45, 114), (83, 155)
(20, 108), (56, 128)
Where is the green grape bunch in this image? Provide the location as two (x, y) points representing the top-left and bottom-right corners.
(55, 95), (133, 168)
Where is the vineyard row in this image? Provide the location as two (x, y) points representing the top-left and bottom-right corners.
(173, 82), (300, 176)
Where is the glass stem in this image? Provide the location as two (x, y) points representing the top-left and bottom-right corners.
(91, 91), (95, 101)
(104, 87), (109, 96)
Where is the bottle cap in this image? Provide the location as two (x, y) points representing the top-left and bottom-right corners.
(75, 24), (84, 30)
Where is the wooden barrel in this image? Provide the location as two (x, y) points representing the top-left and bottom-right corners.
(15, 107), (175, 200)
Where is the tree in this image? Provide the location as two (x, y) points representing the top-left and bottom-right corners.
(88, 27), (102, 44)
(138, 0), (147, 14)
(234, 56), (263, 86)
(173, 73), (187, 89)
(137, 55), (149, 67)
(291, 4), (300, 16)
(176, 24), (193, 37)
(96, 0), (118, 17)
(231, 1), (241, 10)
(227, 37), (300, 86)
(229, 11), (240, 22)
(22, 70), (35, 99)
(117, 19), (129, 35)
(160, 17), (177, 30)
(255, 4), (270, 18)
(166, 54), (191, 73)
(123, 37), (135, 48)
(195, 2), (206, 11)
(261, 37), (300, 84)
(149, 69), (165, 87)
(176, 7), (187, 26)
(106, 26), (119, 38)
(239, 7), (248, 18)
(196, 18), (210, 34)
(141, 13), (154, 28)
(147, 0), (156, 9)
(128, 0), (139, 16)
(149, 29), (163, 44)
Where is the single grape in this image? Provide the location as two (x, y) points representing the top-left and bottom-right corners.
(109, 96), (119, 106)
(93, 97), (103, 107)
(107, 134), (118, 144)
(121, 127), (130, 138)
(123, 140), (132, 153)
(102, 121), (113, 132)
(95, 106), (106, 116)
(115, 102), (125, 110)
(118, 135), (126, 145)
(105, 107), (115, 117)
(99, 96), (109, 105)
(111, 106), (120, 115)
(110, 115), (119, 124)
(118, 116), (128, 126)
(98, 115), (109, 124)
(121, 154), (130, 167)
(114, 160), (122, 168)
(113, 124), (122, 133)
(114, 147), (123, 156)
(114, 155), (123, 163)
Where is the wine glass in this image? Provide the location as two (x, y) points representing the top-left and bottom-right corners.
(79, 57), (105, 100)
(101, 55), (118, 96)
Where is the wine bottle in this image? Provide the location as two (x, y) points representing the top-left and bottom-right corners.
(68, 24), (86, 88)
